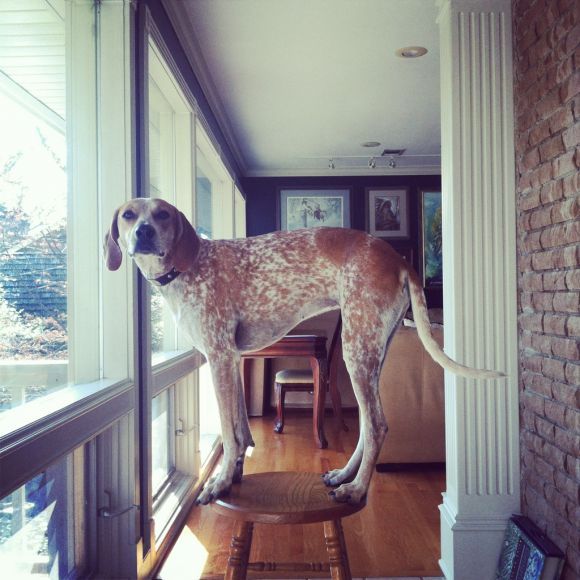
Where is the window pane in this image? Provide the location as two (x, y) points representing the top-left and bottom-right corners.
(152, 389), (174, 494)
(0, 2), (69, 416)
(196, 164), (212, 239)
(198, 363), (220, 465)
(0, 450), (84, 577)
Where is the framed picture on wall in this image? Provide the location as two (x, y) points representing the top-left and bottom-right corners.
(420, 190), (443, 287)
(279, 188), (351, 231)
(366, 188), (409, 238)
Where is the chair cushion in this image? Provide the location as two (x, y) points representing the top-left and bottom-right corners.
(275, 369), (314, 383)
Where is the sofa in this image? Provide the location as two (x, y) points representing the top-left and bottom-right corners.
(377, 321), (445, 464)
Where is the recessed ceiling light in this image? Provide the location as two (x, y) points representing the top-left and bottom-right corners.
(361, 141), (381, 148)
(396, 46), (428, 58)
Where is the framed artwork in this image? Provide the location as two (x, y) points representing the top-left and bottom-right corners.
(279, 188), (351, 231)
(366, 188), (409, 238)
(420, 190), (443, 287)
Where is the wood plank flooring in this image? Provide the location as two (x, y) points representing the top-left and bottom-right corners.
(158, 411), (445, 579)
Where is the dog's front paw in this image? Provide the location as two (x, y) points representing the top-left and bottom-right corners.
(328, 482), (367, 505)
(322, 468), (352, 487)
(196, 476), (232, 505)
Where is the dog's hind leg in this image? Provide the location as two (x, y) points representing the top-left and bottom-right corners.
(233, 366), (255, 483)
(323, 423), (363, 486)
(329, 278), (408, 503)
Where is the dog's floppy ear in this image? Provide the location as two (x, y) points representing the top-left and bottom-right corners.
(172, 210), (200, 272)
(104, 208), (123, 271)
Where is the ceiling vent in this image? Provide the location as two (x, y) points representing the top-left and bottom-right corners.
(381, 148), (406, 157)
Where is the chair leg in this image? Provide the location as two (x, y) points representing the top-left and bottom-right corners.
(274, 382), (285, 433)
(323, 519), (352, 580)
(225, 520), (254, 580)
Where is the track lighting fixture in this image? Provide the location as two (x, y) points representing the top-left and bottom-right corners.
(368, 157), (376, 169)
(388, 157), (397, 168)
(328, 158), (335, 169)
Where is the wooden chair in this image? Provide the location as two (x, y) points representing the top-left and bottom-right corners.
(212, 471), (364, 580)
(274, 316), (347, 437)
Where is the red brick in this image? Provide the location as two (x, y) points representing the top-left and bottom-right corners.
(530, 119), (551, 146)
(565, 362), (580, 386)
(552, 381), (580, 406)
(566, 454), (580, 480)
(532, 290), (556, 308)
(536, 415), (557, 441)
(566, 315), (580, 335)
(544, 312), (568, 333)
(546, 483), (570, 517)
(536, 455), (557, 484)
(523, 389), (547, 415)
(565, 269), (580, 289)
(521, 232), (543, 253)
(555, 427), (580, 455)
(552, 196), (580, 222)
(540, 135), (567, 161)
(563, 122), (580, 149)
(531, 161), (555, 188)
(544, 358), (568, 382)
(553, 291), (580, 312)
(524, 429), (546, 454)
(565, 22), (580, 56)
(549, 104), (574, 134)
(543, 272), (567, 291)
(564, 407), (580, 432)
(562, 173), (580, 197)
(555, 470), (580, 503)
(553, 149), (577, 177)
(552, 336), (580, 359)
(520, 311), (544, 332)
(533, 333), (555, 354)
(540, 179), (564, 204)
(540, 221), (579, 248)
(560, 70), (580, 103)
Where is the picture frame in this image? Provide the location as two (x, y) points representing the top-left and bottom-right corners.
(419, 190), (443, 287)
(279, 188), (351, 231)
(366, 188), (409, 238)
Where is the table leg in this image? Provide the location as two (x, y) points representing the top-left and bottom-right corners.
(310, 355), (328, 449)
(241, 358), (252, 412)
(329, 339), (348, 431)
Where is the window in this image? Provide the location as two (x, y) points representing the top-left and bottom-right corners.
(0, 448), (86, 578)
(148, 40), (194, 362)
(1, 1), (134, 576)
(0, 2), (68, 417)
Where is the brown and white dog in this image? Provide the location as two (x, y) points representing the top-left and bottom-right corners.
(104, 197), (504, 505)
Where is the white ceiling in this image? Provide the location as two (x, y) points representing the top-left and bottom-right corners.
(165, 0), (442, 177)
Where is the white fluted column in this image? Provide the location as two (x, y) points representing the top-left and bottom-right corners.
(437, 1), (520, 578)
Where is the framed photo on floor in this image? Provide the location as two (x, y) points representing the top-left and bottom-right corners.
(366, 187), (409, 238)
(279, 188), (351, 231)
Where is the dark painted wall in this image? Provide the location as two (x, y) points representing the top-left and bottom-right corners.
(242, 174), (443, 306)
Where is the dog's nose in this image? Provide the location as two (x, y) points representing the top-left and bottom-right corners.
(136, 223), (155, 240)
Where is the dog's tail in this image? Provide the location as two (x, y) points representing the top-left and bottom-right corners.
(407, 271), (505, 380)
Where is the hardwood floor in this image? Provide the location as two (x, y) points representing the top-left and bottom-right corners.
(158, 411), (445, 579)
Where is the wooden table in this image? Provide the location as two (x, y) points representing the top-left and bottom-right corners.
(241, 335), (330, 448)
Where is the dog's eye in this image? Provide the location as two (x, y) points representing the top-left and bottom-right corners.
(156, 210), (170, 220)
(122, 209), (136, 220)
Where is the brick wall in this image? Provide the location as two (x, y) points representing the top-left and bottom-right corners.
(513, 0), (580, 577)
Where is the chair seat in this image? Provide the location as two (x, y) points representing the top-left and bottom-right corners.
(213, 472), (365, 525)
(275, 368), (314, 384)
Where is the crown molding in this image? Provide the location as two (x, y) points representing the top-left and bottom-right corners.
(161, 0), (248, 176)
(245, 165), (442, 178)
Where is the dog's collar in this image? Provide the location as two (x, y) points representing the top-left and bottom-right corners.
(149, 267), (182, 287)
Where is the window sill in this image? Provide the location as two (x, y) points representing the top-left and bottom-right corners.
(152, 349), (205, 395)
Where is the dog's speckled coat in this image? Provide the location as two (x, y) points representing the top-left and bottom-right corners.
(105, 198), (503, 505)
